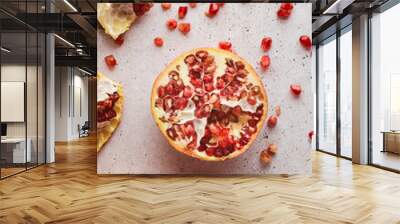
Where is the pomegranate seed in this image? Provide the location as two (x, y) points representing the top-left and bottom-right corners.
(232, 106), (241, 116)
(203, 74), (213, 83)
(260, 37), (272, 52)
(104, 55), (117, 67)
(154, 37), (164, 47)
(267, 144), (278, 155)
(178, 6), (188, 19)
(260, 149), (271, 164)
(166, 19), (177, 30)
(267, 115), (278, 128)
(198, 144), (207, 152)
(178, 23), (191, 34)
(260, 55), (270, 70)
(216, 78), (225, 89)
(209, 123), (220, 135)
(299, 35), (312, 49)
(188, 3), (197, 8)
(174, 97), (188, 110)
(165, 83), (175, 95)
(281, 3), (293, 11)
(115, 35), (124, 45)
(207, 3), (219, 17)
(133, 3), (153, 16)
(190, 78), (202, 88)
(161, 3), (171, 10)
(218, 41), (232, 51)
(204, 83), (214, 92)
(183, 123), (195, 136)
(247, 96), (257, 105)
(308, 131), (314, 140)
(275, 105), (281, 117)
(206, 147), (215, 156)
(183, 86), (193, 98)
(158, 86), (166, 98)
(290, 84), (302, 96)
(277, 9), (291, 19)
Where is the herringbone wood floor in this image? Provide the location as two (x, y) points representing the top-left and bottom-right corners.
(1, 136), (400, 224)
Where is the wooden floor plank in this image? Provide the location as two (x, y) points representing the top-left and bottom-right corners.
(0, 135), (400, 224)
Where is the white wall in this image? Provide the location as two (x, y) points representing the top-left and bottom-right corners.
(54, 67), (89, 141)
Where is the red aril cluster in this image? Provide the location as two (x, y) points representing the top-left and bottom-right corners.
(277, 3), (293, 19)
(97, 92), (120, 123)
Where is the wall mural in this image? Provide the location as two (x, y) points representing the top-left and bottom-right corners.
(96, 3), (313, 174)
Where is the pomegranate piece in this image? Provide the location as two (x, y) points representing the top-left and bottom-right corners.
(267, 115), (278, 128)
(133, 3), (153, 16)
(206, 3), (219, 17)
(188, 3), (197, 8)
(308, 131), (314, 140)
(166, 19), (178, 30)
(260, 55), (270, 70)
(104, 55), (117, 67)
(277, 9), (291, 19)
(281, 3), (294, 11)
(115, 35), (124, 45)
(260, 37), (272, 52)
(161, 3), (171, 10)
(154, 37), (164, 47)
(260, 149), (271, 164)
(267, 144), (278, 155)
(290, 84), (302, 96)
(178, 23), (191, 35)
(178, 6), (188, 19)
(218, 41), (232, 51)
(299, 35), (312, 49)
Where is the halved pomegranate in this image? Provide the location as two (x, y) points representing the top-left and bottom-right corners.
(151, 48), (268, 161)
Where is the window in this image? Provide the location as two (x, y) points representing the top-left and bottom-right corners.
(370, 3), (400, 171)
(340, 28), (352, 158)
(318, 36), (337, 154)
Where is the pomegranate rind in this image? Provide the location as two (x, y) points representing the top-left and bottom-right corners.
(151, 48), (268, 161)
(97, 72), (124, 152)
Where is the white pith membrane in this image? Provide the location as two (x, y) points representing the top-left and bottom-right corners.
(97, 3), (137, 40)
(97, 75), (119, 129)
(152, 49), (266, 160)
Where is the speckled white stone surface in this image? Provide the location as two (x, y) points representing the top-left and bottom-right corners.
(97, 3), (313, 174)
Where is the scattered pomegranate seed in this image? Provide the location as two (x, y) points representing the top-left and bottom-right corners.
(178, 6), (188, 19)
(154, 37), (164, 47)
(281, 3), (293, 11)
(178, 23), (191, 34)
(299, 35), (312, 49)
(308, 131), (314, 140)
(166, 19), (177, 30)
(277, 9), (291, 19)
(133, 3), (153, 16)
(104, 55), (117, 67)
(161, 3), (171, 10)
(290, 84), (302, 96)
(261, 37), (272, 52)
(206, 3), (219, 17)
(260, 149), (271, 164)
(277, 3), (293, 19)
(260, 55), (271, 70)
(218, 41), (232, 51)
(115, 35), (124, 45)
(188, 3), (197, 8)
(267, 115), (278, 128)
(275, 105), (281, 117)
(267, 144), (278, 155)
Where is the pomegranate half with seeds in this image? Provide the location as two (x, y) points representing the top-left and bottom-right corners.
(151, 48), (268, 161)
(97, 72), (123, 151)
